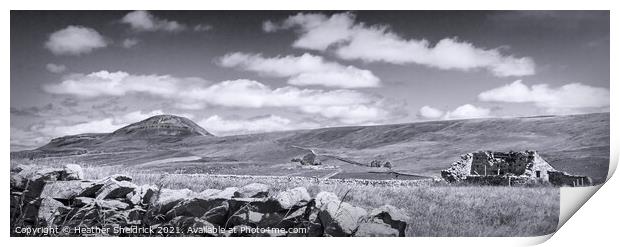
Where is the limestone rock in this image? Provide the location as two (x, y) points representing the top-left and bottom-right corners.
(165, 198), (226, 220)
(209, 187), (241, 199)
(78, 174), (133, 198)
(441, 153), (473, 182)
(151, 188), (197, 216)
(63, 164), (84, 180)
(96, 199), (131, 210)
(227, 208), (264, 227)
(368, 205), (409, 236)
(40, 180), (92, 201)
(127, 184), (156, 205)
(38, 197), (69, 225)
(95, 180), (136, 200)
(301, 153), (316, 166)
(239, 183), (269, 198)
(315, 191), (367, 236)
(354, 221), (399, 237)
(196, 189), (221, 199)
(201, 201), (229, 226)
(275, 187), (311, 209)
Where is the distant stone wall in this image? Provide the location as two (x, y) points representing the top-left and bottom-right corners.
(464, 175), (540, 186)
(10, 164), (410, 237)
(548, 171), (593, 187)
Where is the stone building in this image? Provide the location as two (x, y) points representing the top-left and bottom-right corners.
(441, 150), (592, 187)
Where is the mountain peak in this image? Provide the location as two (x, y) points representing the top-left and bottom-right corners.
(111, 114), (212, 137)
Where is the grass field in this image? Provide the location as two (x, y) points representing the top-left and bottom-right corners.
(73, 165), (558, 237)
(10, 158), (560, 237)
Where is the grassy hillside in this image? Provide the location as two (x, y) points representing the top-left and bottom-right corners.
(11, 113), (610, 184)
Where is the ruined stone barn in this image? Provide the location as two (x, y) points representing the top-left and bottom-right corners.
(441, 150), (592, 186)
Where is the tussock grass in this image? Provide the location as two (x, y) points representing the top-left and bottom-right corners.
(70, 165), (558, 237)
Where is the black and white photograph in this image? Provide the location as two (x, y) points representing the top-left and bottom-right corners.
(9, 10), (610, 238)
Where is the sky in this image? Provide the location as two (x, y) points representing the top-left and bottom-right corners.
(10, 10), (610, 150)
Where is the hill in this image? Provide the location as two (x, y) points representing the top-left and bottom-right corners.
(11, 113), (610, 184)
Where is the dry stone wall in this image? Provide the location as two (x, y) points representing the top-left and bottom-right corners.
(10, 164), (409, 237)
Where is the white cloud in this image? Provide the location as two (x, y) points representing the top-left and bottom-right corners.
(218, 52), (380, 88)
(267, 13), (535, 77)
(198, 115), (319, 136)
(43, 71), (181, 98)
(46, 63), (67, 73)
(262, 20), (279, 32)
(478, 80), (610, 113)
(193, 24), (213, 32)
(418, 105), (444, 119)
(122, 38), (139, 48)
(33, 110), (165, 136)
(45, 26), (108, 55)
(443, 104), (491, 119)
(121, 10), (186, 32)
(43, 70), (392, 124)
(300, 104), (387, 125)
(419, 104), (491, 120)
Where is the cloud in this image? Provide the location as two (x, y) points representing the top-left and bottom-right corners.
(218, 52), (380, 88)
(262, 20), (279, 32)
(121, 10), (186, 32)
(198, 115), (319, 136)
(46, 63), (67, 73)
(43, 70), (393, 124)
(444, 104), (491, 119)
(478, 80), (610, 113)
(31, 110), (165, 136)
(193, 24), (213, 32)
(418, 104), (491, 120)
(266, 12), (535, 77)
(418, 105), (444, 119)
(45, 26), (108, 55)
(122, 38), (139, 48)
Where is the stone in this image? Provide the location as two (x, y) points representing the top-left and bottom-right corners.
(196, 189), (221, 199)
(95, 180), (137, 200)
(368, 205), (410, 237)
(73, 197), (130, 210)
(201, 201), (229, 226)
(239, 183), (270, 198)
(150, 188), (197, 216)
(52, 204), (101, 228)
(74, 197), (95, 207)
(275, 187), (311, 209)
(315, 191), (339, 208)
(259, 205), (308, 229)
(38, 197), (69, 225)
(227, 208), (264, 227)
(40, 180), (93, 201)
(441, 153), (473, 182)
(63, 164), (84, 180)
(126, 207), (146, 225)
(96, 199), (131, 210)
(439, 150), (590, 186)
(165, 198), (226, 220)
(301, 153), (316, 166)
(77, 174), (134, 198)
(354, 221), (399, 237)
(127, 185), (156, 205)
(315, 191), (367, 236)
(226, 197), (277, 214)
(209, 187), (241, 199)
